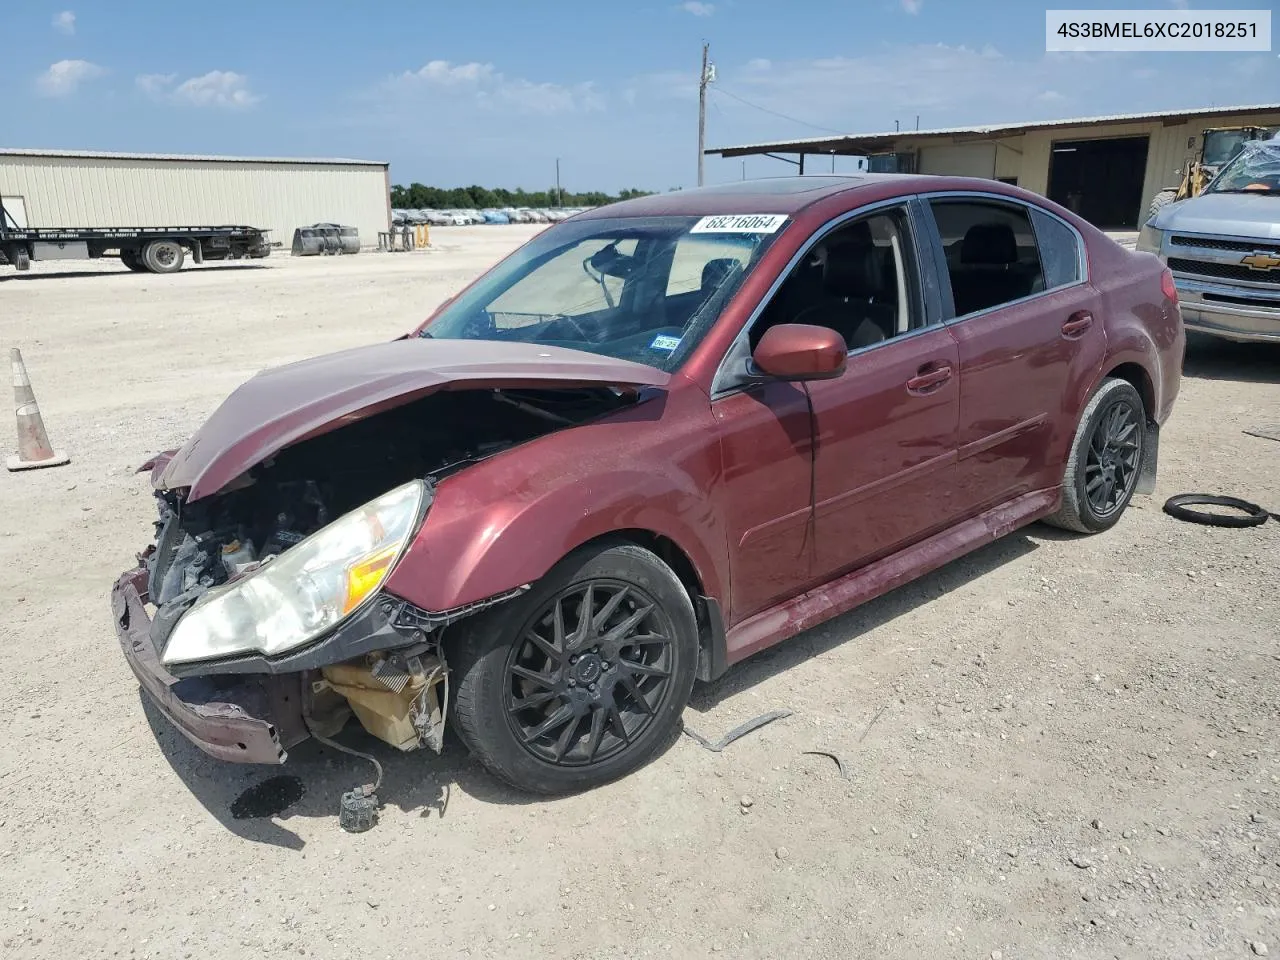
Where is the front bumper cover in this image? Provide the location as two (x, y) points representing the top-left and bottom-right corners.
(112, 566), (308, 764)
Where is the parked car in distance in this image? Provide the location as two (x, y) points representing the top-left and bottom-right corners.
(113, 175), (1183, 798)
(1138, 135), (1280, 343)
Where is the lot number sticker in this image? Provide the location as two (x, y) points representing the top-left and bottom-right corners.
(690, 214), (788, 234)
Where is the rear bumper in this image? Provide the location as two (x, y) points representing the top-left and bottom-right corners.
(111, 567), (307, 764)
(1175, 277), (1280, 343)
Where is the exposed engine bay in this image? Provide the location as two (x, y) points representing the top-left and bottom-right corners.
(140, 386), (631, 769)
(146, 386), (630, 605)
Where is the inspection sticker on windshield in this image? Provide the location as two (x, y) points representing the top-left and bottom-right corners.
(690, 214), (787, 234)
(650, 334), (682, 351)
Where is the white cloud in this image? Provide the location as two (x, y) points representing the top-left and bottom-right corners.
(138, 70), (260, 108)
(641, 42), (1280, 148)
(37, 59), (103, 97)
(52, 10), (76, 34)
(135, 73), (176, 96)
(389, 60), (604, 115)
(405, 60), (496, 85)
(900, 0), (923, 13)
(679, 1), (715, 15)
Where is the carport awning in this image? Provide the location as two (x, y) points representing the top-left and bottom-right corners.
(705, 101), (1280, 159)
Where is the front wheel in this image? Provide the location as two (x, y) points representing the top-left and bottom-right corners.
(450, 540), (698, 795)
(1043, 377), (1145, 534)
(1147, 188), (1178, 219)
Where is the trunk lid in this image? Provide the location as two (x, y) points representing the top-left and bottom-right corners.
(158, 338), (669, 501)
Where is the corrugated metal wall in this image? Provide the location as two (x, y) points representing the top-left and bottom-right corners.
(889, 109), (1280, 225)
(0, 155), (390, 247)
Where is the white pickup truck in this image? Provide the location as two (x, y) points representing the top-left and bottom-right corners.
(1138, 136), (1280, 343)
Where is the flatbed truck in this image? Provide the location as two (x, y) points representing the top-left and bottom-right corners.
(0, 198), (270, 274)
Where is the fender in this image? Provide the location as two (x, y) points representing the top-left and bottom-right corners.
(383, 387), (729, 616)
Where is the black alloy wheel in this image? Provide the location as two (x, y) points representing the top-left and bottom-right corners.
(504, 580), (675, 766)
(1084, 396), (1141, 519)
(449, 541), (698, 795)
(1044, 377), (1146, 534)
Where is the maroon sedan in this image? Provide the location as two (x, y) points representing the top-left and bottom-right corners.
(113, 175), (1183, 796)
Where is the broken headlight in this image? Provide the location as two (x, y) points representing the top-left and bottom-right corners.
(162, 480), (426, 667)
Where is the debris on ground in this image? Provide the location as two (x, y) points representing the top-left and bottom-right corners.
(683, 709), (792, 752)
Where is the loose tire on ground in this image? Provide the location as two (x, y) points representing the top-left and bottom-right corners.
(141, 239), (185, 274)
(1147, 188), (1178, 220)
(1162, 494), (1272, 528)
(449, 539), (698, 795)
(1043, 377), (1146, 534)
(120, 248), (147, 272)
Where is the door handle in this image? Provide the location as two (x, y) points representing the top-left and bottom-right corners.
(906, 363), (953, 395)
(1061, 310), (1094, 339)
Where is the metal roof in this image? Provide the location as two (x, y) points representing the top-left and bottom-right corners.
(0, 147), (388, 167)
(707, 102), (1280, 158)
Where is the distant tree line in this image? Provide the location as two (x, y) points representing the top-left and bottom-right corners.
(390, 183), (654, 209)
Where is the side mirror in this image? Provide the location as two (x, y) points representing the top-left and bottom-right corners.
(751, 324), (847, 381)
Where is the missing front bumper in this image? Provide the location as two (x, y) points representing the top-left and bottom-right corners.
(112, 567), (309, 764)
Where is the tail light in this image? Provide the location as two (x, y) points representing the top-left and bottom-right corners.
(1160, 267), (1178, 302)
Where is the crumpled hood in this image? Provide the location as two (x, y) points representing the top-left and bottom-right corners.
(1152, 192), (1280, 241)
(159, 338), (670, 501)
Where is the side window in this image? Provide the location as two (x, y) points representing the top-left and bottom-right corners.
(1030, 208), (1083, 290)
(751, 206), (923, 351)
(927, 200), (1046, 317)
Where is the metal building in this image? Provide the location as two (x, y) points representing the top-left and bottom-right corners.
(707, 102), (1280, 230)
(0, 149), (390, 248)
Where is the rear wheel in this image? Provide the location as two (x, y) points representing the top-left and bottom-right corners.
(1043, 377), (1145, 534)
(7, 245), (31, 271)
(450, 540), (697, 795)
(120, 248), (146, 272)
(141, 239), (185, 274)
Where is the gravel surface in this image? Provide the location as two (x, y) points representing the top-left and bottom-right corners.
(1, 227), (1277, 959)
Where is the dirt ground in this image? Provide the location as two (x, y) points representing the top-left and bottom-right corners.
(1, 227), (1277, 960)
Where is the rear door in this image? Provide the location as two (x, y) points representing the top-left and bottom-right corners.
(922, 195), (1106, 516)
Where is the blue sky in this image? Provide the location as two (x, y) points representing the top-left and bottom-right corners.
(6, 1), (1277, 191)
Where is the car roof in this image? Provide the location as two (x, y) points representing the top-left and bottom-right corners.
(575, 175), (921, 219)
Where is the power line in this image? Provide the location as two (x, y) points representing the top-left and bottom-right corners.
(709, 86), (847, 135)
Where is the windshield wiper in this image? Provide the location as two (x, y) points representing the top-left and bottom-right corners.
(1213, 188), (1278, 195)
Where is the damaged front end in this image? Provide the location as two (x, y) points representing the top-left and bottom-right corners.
(114, 346), (656, 767)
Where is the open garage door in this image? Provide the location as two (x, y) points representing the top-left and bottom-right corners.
(1047, 136), (1149, 229)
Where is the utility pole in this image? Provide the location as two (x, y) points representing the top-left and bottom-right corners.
(555, 158), (562, 207)
(697, 42), (712, 187)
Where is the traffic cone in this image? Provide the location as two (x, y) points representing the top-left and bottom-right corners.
(6, 348), (69, 472)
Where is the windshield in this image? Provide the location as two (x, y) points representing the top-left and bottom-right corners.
(421, 215), (786, 371)
(1207, 140), (1280, 195)
(1202, 130), (1258, 167)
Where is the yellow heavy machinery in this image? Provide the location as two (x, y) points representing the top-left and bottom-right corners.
(1148, 126), (1271, 218)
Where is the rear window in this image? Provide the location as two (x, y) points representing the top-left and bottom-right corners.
(1030, 208), (1083, 290)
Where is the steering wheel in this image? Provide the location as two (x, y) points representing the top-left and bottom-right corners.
(535, 313), (593, 342)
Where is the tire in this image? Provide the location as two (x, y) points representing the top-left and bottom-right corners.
(450, 540), (698, 795)
(12, 247), (30, 271)
(141, 239), (185, 274)
(1043, 377), (1146, 534)
(1163, 494), (1272, 528)
(120, 248), (147, 272)
(1147, 188), (1178, 220)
